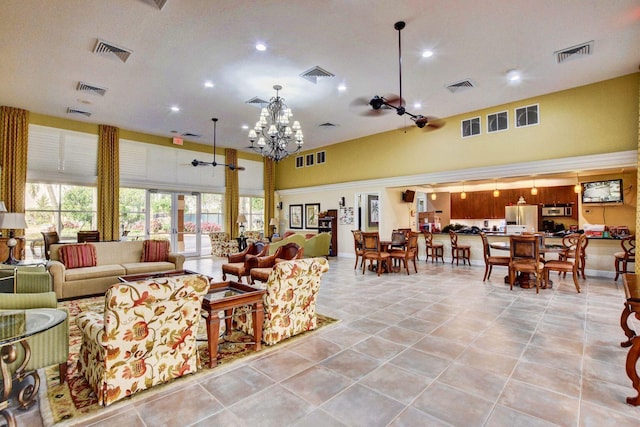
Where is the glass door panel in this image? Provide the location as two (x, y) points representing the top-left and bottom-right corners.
(148, 191), (201, 257)
(149, 192), (172, 242)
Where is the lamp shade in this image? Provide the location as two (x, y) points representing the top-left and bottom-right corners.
(237, 214), (247, 224)
(0, 202), (7, 213)
(269, 218), (277, 226)
(0, 213), (27, 230)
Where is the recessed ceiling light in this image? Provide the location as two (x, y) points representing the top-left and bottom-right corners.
(255, 42), (267, 51)
(204, 81), (214, 88)
(413, 102), (422, 109)
(170, 106), (180, 112)
(506, 69), (521, 82)
(422, 50), (433, 58)
(337, 84), (347, 92)
(241, 124), (249, 130)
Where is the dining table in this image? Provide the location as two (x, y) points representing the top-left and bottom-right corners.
(489, 240), (566, 288)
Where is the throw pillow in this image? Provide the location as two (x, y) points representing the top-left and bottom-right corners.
(59, 244), (97, 269)
(142, 239), (170, 262)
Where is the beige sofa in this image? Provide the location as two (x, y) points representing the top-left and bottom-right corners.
(47, 241), (185, 299)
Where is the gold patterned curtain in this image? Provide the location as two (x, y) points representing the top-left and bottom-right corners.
(636, 73), (640, 274)
(0, 106), (29, 223)
(97, 125), (120, 241)
(264, 157), (275, 236)
(225, 148), (239, 237)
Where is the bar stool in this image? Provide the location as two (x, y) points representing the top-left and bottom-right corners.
(615, 235), (635, 281)
(423, 231), (444, 263)
(449, 230), (471, 265)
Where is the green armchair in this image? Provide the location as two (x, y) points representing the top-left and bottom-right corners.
(0, 292), (69, 384)
(303, 233), (331, 258)
(0, 264), (52, 293)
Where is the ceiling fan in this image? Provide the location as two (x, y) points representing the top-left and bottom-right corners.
(191, 118), (245, 171)
(354, 21), (444, 131)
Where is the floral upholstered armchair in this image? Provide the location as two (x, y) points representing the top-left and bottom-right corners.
(209, 232), (239, 257)
(76, 274), (210, 406)
(244, 230), (263, 245)
(233, 257), (329, 345)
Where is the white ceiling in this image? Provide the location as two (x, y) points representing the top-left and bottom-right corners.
(1, 0), (639, 155)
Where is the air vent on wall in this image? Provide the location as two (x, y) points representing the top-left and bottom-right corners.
(245, 97), (269, 106)
(93, 39), (133, 63)
(445, 79), (475, 93)
(66, 108), (92, 117)
(300, 66), (335, 84)
(181, 132), (201, 138)
(554, 41), (594, 64)
(76, 81), (107, 96)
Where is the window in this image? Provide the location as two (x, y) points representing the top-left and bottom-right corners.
(487, 111), (508, 133)
(239, 196), (264, 232)
(515, 104), (539, 127)
(316, 151), (326, 164)
(119, 188), (147, 239)
(295, 156), (304, 168)
(305, 153), (315, 166)
(25, 183), (97, 242)
(461, 117), (481, 138)
(200, 193), (224, 233)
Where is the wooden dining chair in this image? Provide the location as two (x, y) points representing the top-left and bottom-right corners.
(41, 231), (60, 260)
(509, 235), (545, 293)
(544, 233), (585, 293)
(615, 235), (636, 281)
(559, 233), (589, 279)
(449, 230), (470, 265)
(389, 230), (407, 250)
(389, 231), (419, 275)
(351, 230), (365, 269)
(423, 230), (444, 263)
(361, 231), (391, 276)
(480, 232), (510, 281)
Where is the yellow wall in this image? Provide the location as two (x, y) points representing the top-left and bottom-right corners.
(275, 73), (639, 189)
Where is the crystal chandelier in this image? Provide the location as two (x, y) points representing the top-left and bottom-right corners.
(247, 85), (303, 162)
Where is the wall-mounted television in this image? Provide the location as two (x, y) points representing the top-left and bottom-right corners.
(402, 190), (415, 203)
(581, 179), (623, 204)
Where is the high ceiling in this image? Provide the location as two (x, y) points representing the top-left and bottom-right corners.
(1, 0), (639, 155)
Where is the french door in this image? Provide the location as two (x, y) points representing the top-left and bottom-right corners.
(148, 191), (201, 257)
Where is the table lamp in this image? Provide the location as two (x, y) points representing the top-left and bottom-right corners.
(269, 218), (277, 237)
(237, 214), (247, 237)
(0, 212), (27, 264)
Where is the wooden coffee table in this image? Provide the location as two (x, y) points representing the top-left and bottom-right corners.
(202, 281), (265, 368)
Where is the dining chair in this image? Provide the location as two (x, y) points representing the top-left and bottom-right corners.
(509, 235), (545, 293)
(543, 233), (585, 293)
(361, 231), (391, 276)
(423, 230), (444, 263)
(390, 230), (407, 250)
(559, 233), (589, 279)
(480, 232), (510, 281)
(615, 235), (636, 281)
(41, 231), (60, 260)
(77, 230), (100, 243)
(351, 230), (365, 269)
(389, 231), (420, 275)
(449, 230), (471, 265)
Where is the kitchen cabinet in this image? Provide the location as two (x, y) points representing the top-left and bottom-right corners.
(451, 185), (577, 219)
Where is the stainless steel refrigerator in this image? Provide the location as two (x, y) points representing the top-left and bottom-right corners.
(505, 205), (540, 232)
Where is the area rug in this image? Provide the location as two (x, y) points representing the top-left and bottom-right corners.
(38, 296), (338, 426)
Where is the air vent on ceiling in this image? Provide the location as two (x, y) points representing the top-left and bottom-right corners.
(300, 66), (335, 84)
(554, 41), (594, 64)
(181, 132), (201, 138)
(445, 79), (475, 93)
(76, 81), (107, 96)
(319, 122), (338, 127)
(245, 97), (269, 106)
(148, 0), (169, 9)
(93, 39), (133, 63)
(66, 108), (92, 117)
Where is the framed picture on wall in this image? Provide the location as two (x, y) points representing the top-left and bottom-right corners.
(289, 204), (303, 229)
(305, 203), (320, 229)
(368, 195), (379, 227)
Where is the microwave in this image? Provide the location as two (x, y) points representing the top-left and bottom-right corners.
(542, 206), (572, 217)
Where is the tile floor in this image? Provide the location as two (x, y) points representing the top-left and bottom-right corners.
(17, 256), (640, 426)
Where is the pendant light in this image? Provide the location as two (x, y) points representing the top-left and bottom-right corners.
(574, 172), (581, 193)
(531, 178), (538, 195)
(493, 180), (500, 197)
(460, 182), (466, 200)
